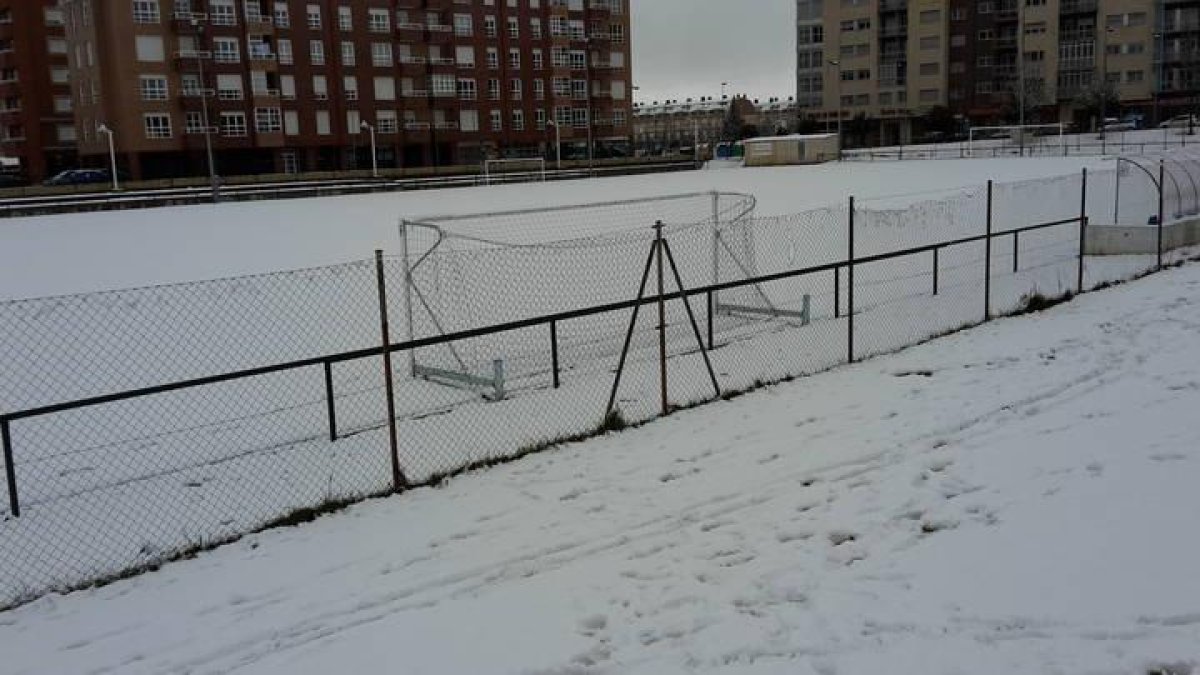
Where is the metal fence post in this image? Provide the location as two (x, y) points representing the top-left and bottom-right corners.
(1013, 231), (1020, 273)
(375, 250), (407, 491)
(985, 180), (993, 321)
(324, 361), (337, 442)
(834, 265), (841, 318)
(1079, 168), (1088, 292)
(550, 320), (560, 389)
(706, 290), (714, 350)
(932, 247), (939, 295)
(655, 221), (668, 415)
(1158, 160), (1166, 269)
(2, 418), (18, 518)
(847, 197), (855, 364)
(397, 219), (417, 378)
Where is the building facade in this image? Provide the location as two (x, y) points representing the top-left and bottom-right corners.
(60, 0), (633, 180)
(798, 0), (1198, 142)
(0, 1), (76, 183)
(632, 95), (800, 155)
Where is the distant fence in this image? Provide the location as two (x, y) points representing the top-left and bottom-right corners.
(843, 133), (1200, 161)
(0, 162), (1192, 608)
(0, 160), (699, 219)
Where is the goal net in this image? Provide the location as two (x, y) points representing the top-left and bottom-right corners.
(396, 192), (782, 398)
(967, 124), (1066, 157)
(482, 158), (547, 185)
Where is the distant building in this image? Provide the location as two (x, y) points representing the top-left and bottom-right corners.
(0, 1), (77, 183)
(796, 0), (1195, 144)
(633, 95), (780, 155)
(58, 0), (634, 180)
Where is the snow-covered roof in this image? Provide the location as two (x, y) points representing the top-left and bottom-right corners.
(743, 133), (837, 143)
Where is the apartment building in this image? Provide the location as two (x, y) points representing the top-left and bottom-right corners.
(0, 1), (76, 183)
(798, 0), (1198, 141)
(60, 0), (633, 180)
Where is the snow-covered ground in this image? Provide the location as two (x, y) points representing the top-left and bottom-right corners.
(0, 157), (1110, 301)
(2, 256), (1198, 674)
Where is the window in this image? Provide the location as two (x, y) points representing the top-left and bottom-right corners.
(342, 42), (356, 66)
(920, 9), (940, 23)
(47, 39), (68, 55)
(285, 110), (300, 134)
(507, 17), (519, 38)
(535, 108), (546, 130)
(534, 78), (545, 100)
(133, 0), (160, 23)
(487, 48), (499, 69)
(343, 75), (358, 100)
(489, 78), (501, 100)
(368, 8), (389, 32)
(210, 0), (235, 25)
(185, 111), (206, 134)
(378, 110), (397, 133)
(919, 62), (940, 76)
(490, 109), (502, 131)
(460, 109), (479, 132)
(456, 46), (475, 67)
(512, 110), (524, 130)
(255, 107), (282, 132)
(533, 49), (543, 69)
(307, 3), (321, 29)
(274, 2), (290, 27)
(458, 78), (477, 99)
(485, 15), (497, 37)
(310, 40), (325, 65)
(509, 49), (521, 69)
(221, 112), (248, 136)
(135, 36), (165, 62)
(338, 6), (352, 30)
(140, 75), (168, 100)
(372, 42), (392, 66)
(213, 37), (240, 63)
(510, 78), (522, 99)
(530, 18), (542, 38)
(951, 34), (966, 47)
(920, 36), (940, 50)
(144, 113), (172, 138)
(374, 76), (396, 100)
(455, 14), (473, 36)
(217, 73), (244, 99)
(313, 75), (328, 100)
(315, 110), (331, 135)
(277, 39), (294, 64)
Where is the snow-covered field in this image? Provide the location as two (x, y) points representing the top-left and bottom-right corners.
(0, 155), (1183, 609)
(0, 157), (1112, 301)
(2, 254), (1198, 674)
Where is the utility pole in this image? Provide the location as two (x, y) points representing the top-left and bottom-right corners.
(360, 121), (378, 177)
(828, 59), (843, 158)
(192, 16), (220, 202)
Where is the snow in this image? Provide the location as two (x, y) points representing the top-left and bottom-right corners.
(2, 255), (1199, 673)
(0, 157), (1109, 301)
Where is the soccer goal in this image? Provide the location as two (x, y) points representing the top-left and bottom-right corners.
(967, 124), (1067, 157)
(482, 158), (547, 186)
(396, 191), (786, 400)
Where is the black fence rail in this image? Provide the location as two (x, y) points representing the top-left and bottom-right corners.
(843, 135), (1200, 161)
(0, 168), (1184, 608)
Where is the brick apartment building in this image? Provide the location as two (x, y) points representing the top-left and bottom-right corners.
(798, 0), (1200, 144)
(58, 0), (633, 180)
(0, 1), (76, 183)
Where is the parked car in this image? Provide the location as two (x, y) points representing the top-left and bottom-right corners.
(1102, 117), (1137, 132)
(42, 169), (111, 186)
(1158, 114), (1198, 129)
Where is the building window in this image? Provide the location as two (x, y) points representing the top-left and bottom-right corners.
(460, 109), (479, 132)
(342, 41), (356, 66)
(455, 14), (473, 36)
(509, 49), (521, 69)
(338, 6), (352, 31)
(507, 17), (519, 38)
(307, 3), (321, 29)
(511, 79), (522, 100)
(368, 9), (389, 32)
(343, 75), (359, 101)
(458, 78), (477, 99)
(378, 110), (398, 133)
(210, 0), (235, 25)
(140, 75), (169, 100)
(274, 2), (290, 27)
(132, 0), (160, 23)
(512, 110), (524, 130)
(490, 109), (503, 131)
(213, 37), (240, 63)
(372, 42), (392, 66)
(185, 111), (206, 134)
(221, 111), (248, 136)
(485, 15), (497, 37)
(144, 113), (172, 138)
(255, 107), (282, 132)
(310, 40), (325, 65)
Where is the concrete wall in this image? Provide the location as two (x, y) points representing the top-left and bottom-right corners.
(1086, 217), (1200, 255)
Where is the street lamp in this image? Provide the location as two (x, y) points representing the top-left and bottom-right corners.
(191, 16), (219, 202)
(96, 123), (119, 191)
(827, 59), (843, 158)
(360, 120), (378, 178)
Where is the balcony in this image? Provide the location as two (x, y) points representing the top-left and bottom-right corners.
(175, 50), (212, 60)
(880, 0), (907, 11)
(434, 121), (458, 130)
(397, 55), (427, 65)
(401, 89), (429, 98)
(405, 121), (431, 131)
(1058, 56), (1095, 70)
(428, 57), (455, 66)
(880, 25), (908, 37)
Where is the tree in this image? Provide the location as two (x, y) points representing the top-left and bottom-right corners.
(721, 100), (745, 141)
(1002, 77), (1049, 125)
(1072, 79), (1120, 130)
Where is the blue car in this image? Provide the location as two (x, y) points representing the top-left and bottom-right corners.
(43, 169), (112, 186)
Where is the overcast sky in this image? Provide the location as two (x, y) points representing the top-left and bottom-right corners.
(631, 0), (795, 105)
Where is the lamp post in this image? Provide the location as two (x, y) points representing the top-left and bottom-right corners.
(547, 120), (561, 169)
(360, 120), (378, 178)
(96, 123), (119, 191)
(191, 16), (219, 202)
(827, 59), (843, 158)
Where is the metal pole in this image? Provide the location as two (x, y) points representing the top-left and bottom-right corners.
(324, 361), (337, 442)
(375, 250), (407, 491)
(398, 220), (417, 377)
(932, 247), (939, 295)
(605, 242), (658, 420)
(706, 290), (714, 349)
(195, 23), (219, 203)
(1158, 159), (1165, 269)
(550, 320), (560, 389)
(711, 191), (720, 310)
(847, 196), (855, 363)
(661, 240), (721, 399)
(985, 180), (993, 320)
(2, 418), (18, 518)
(1013, 231), (1020, 273)
(99, 127), (119, 191)
(655, 221), (668, 415)
(834, 265), (841, 318)
(1114, 156), (1122, 223)
(1079, 168), (1088, 292)
(585, 38), (594, 169)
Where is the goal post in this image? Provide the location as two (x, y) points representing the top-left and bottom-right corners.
(395, 192), (765, 399)
(967, 123), (1066, 157)
(482, 158), (547, 186)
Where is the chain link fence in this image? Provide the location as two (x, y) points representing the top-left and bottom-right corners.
(1, 164), (1197, 608)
